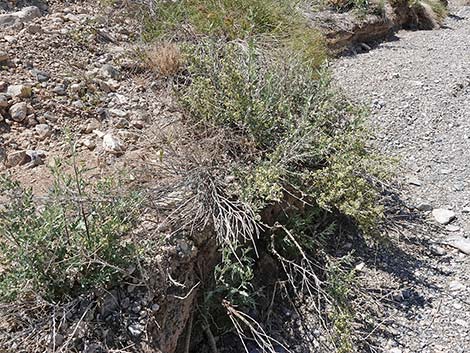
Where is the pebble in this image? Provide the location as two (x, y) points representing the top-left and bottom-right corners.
(127, 323), (144, 337)
(52, 84), (66, 96)
(82, 138), (96, 150)
(408, 177), (422, 186)
(99, 64), (120, 80)
(35, 124), (51, 140)
(0, 94), (8, 108)
(31, 69), (50, 82)
(455, 319), (468, 328)
(432, 208), (456, 225)
(9, 102), (28, 122)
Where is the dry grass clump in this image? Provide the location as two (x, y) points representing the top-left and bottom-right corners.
(144, 42), (183, 77)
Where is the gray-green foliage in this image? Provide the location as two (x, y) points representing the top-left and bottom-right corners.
(0, 161), (142, 302)
(179, 40), (387, 232)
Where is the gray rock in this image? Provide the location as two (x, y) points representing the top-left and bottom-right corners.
(99, 64), (120, 80)
(432, 208), (455, 225)
(0, 14), (23, 30)
(16, 6), (42, 22)
(31, 69), (50, 82)
(0, 94), (8, 108)
(0, 6), (41, 30)
(9, 102), (28, 122)
(52, 84), (66, 96)
(417, 202), (433, 211)
(25, 149), (45, 167)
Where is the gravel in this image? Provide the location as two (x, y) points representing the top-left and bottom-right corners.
(333, 2), (470, 352)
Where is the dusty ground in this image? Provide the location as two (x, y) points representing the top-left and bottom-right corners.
(333, 2), (470, 352)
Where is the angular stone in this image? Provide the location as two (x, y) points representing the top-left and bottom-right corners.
(432, 208), (455, 225)
(5, 150), (28, 167)
(99, 64), (120, 80)
(35, 124), (52, 140)
(103, 133), (125, 154)
(7, 84), (32, 98)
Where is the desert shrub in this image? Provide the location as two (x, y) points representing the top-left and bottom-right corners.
(0, 162), (142, 302)
(143, 42), (184, 77)
(143, 0), (326, 67)
(178, 40), (387, 231)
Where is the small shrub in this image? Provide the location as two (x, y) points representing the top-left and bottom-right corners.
(178, 40), (388, 231)
(144, 42), (183, 77)
(0, 162), (142, 302)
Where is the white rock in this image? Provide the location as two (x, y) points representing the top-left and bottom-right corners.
(9, 102), (28, 122)
(127, 324), (143, 337)
(354, 262), (366, 271)
(35, 124), (51, 140)
(103, 133), (125, 154)
(7, 84), (32, 98)
(432, 208), (455, 225)
(446, 236), (470, 255)
(445, 224), (460, 232)
(449, 280), (466, 292)
(389, 348), (402, 353)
